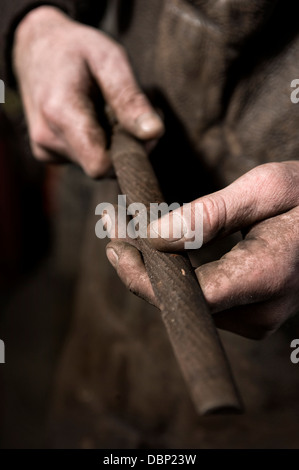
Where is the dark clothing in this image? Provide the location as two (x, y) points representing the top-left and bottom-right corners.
(0, 0), (107, 84)
(2, 1), (299, 186)
(1, 0), (299, 449)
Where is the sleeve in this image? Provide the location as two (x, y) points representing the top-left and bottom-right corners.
(0, 0), (107, 86)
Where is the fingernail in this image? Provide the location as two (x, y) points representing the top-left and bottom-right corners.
(149, 212), (188, 242)
(106, 248), (119, 268)
(136, 112), (164, 137)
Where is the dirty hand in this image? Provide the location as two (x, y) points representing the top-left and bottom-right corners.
(13, 6), (163, 177)
(106, 161), (299, 339)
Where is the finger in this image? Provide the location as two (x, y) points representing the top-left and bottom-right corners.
(106, 241), (158, 307)
(193, 210), (298, 314)
(30, 140), (70, 164)
(42, 92), (111, 178)
(28, 115), (68, 162)
(86, 36), (164, 140)
(100, 205), (158, 306)
(100, 203), (137, 246)
(148, 161), (299, 251)
(30, 143), (57, 163)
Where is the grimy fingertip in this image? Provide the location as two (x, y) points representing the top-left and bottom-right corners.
(134, 112), (165, 140)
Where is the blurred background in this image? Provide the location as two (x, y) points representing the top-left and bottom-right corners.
(1, 86), (299, 450)
(0, 90), (95, 447)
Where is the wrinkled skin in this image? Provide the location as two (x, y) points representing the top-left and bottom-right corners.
(13, 6), (164, 177)
(106, 161), (299, 340)
(103, 1), (299, 340)
(12, 3), (299, 340)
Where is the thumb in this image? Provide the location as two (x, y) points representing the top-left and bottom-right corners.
(148, 162), (299, 251)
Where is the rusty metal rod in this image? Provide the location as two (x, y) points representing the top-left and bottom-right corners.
(110, 126), (243, 415)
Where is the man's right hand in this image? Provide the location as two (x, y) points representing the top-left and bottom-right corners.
(13, 6), (164, 177)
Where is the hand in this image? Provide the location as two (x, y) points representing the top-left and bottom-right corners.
(13, 6), (164, 177)
(106, 161), (299, 339)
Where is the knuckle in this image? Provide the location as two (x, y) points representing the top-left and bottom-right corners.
(113, 83), (144, 112)
(104, 42), (128, 68)
(202, 194), (227, 238)
(113, 43), (127, 61)
(41, 99), (64, 125)
(30, 142), (49, 162)
(30, 123), (49, 148)
(83, 159), (104, 178)
(124, 89), (146, 109)
(253, 241), (292, 294)
(256, 162), (293, 195)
